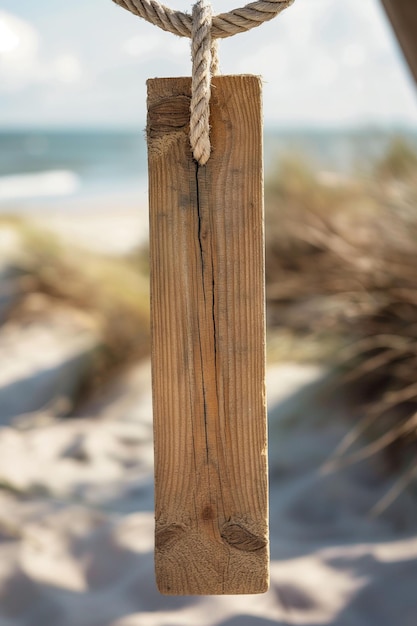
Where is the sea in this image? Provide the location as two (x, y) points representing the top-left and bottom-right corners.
(1, 127), (416, 211)
(0, 129), (148, 212)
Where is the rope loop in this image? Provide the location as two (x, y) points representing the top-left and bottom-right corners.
(113, 0), (295, 39)
(190, 0), (219, 164)
(113, 0), (295, 164)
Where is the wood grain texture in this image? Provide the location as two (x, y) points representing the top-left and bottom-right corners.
(381, 0), (417, 85)
(147, 76), (268, 595)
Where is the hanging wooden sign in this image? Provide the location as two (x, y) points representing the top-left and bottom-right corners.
(148, 74), (267, 595)
(112, 0), (295, 596)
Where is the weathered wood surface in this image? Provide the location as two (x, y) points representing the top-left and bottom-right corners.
(381, 0), (417, 85)
(147, 75), (268, 595)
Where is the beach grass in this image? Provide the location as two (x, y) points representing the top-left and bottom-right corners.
(265, 136), (417, 493)
(1, 217), (150, 406)
(1, 135), (417, 497)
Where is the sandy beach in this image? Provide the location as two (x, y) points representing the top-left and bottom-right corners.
(0, 205), (417, 625)
(31, 205), (149, 256)
(0, 356), (417, 625)
(2, 1), (417, 618)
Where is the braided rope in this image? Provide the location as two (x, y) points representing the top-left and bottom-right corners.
(190, 0), (219, 164)
(114, 0), (294, 164)
(113, 0), (294, 40)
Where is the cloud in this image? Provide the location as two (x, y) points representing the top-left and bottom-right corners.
(51, 54), (82, 84)
(0, 14), (26, 54)
(0, 0), (416, 127)
(122, 31), (188, 61)
(230, 0), (417, 125)
(0, 11), (40, 90)
(0, 10), (82, 92)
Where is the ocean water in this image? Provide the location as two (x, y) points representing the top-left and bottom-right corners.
(0, 127), (416, 210)
(0, 130), (148, 211)
(264, 127), (417, 173)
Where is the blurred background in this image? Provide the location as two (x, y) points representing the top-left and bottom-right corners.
(1, 0), (417, 624)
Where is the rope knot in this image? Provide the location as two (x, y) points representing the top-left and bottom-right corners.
(112, 0), (296, 164)
(190, 0), (219, 165)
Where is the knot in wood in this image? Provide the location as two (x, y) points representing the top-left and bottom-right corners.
(221, 521), (266, 552)
(155, 523), (187, 551)
(201, 504), (215, 521)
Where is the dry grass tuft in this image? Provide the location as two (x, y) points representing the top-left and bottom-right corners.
(265, 137), (417, 501)
(3, 220), (150, 405)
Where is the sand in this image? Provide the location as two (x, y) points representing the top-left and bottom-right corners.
(1, 207), (417, 624)
(31, 206), (149, 256)
(0, 361), (417, 626)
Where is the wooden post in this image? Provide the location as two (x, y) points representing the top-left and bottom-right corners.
(147, 75), (268, 595)
(381, 0), (417, 85)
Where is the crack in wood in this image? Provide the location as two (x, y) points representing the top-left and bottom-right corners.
(195, 162), (211, 468)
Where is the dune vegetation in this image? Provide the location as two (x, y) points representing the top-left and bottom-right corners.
(0, 217), (150, 406)
(265, 136), (417, 501)
(1, 136), (417, 501)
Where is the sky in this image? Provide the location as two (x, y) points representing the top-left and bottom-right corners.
(0, 0), (416, 128)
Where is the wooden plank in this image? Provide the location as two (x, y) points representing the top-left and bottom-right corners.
(381, 0), (417, 85)
(147, 75), (268, 596)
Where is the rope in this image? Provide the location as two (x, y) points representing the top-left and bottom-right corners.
(113, 0), (294, 164)
(190, 0), (218, 164)
(113, 0), (294, 39)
